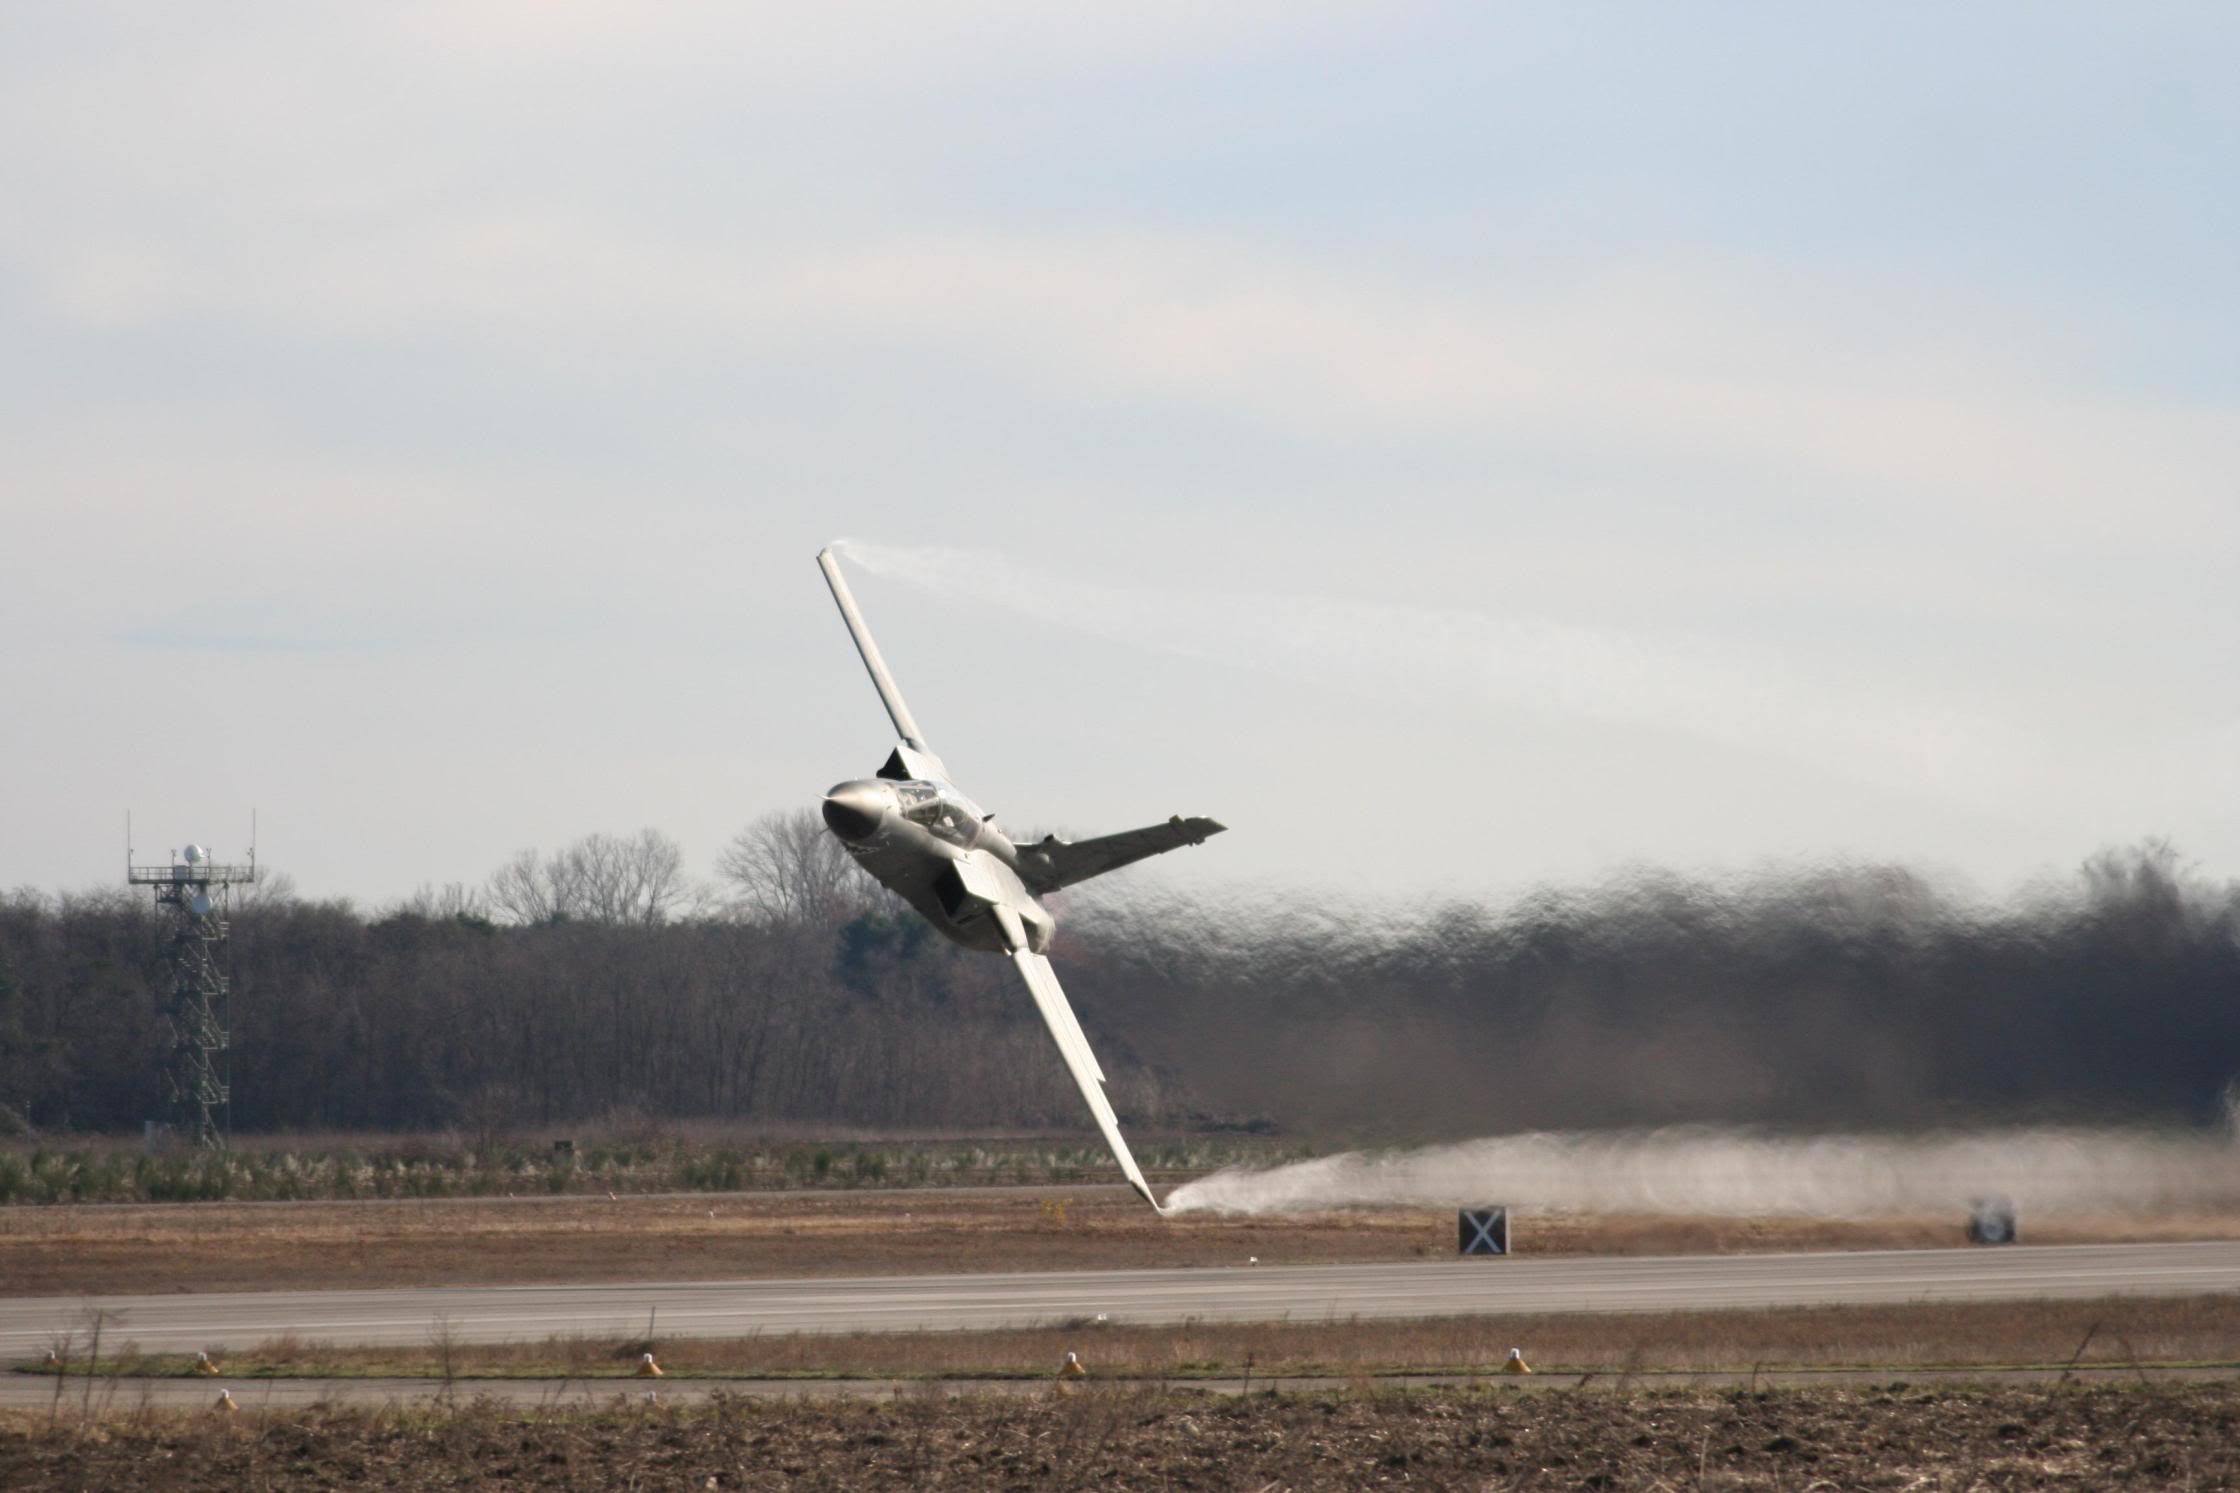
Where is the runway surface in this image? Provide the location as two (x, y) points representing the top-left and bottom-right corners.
(6, 1241), (2239, 1357)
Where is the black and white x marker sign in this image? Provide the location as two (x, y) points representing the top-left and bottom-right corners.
(1458, 1207), (1509, 1256)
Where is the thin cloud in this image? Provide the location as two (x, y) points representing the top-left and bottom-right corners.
(18, 218), (2224, 557)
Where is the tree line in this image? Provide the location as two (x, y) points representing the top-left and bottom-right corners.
(1, 825), (2235, 1141)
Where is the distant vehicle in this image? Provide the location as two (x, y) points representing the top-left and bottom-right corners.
(815, 547), (1224, 1212)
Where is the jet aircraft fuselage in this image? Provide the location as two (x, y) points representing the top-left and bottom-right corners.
(821, 763), (1055, 956)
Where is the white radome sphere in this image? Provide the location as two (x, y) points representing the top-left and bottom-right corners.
(183, 844), (207, 865)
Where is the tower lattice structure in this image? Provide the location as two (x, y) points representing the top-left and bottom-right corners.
(128, 851), (255, 1149)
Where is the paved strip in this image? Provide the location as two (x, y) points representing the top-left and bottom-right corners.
(5, 1241), (2239, 1356)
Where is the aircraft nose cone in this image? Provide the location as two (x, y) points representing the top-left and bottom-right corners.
(821, 782), (886, 842)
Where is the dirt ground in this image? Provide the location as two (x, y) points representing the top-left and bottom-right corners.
(6, 1382), (2239, 1490)
(8, 1186), (2240, 1296)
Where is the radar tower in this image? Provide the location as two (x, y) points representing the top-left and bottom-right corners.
(128, 824), (256, 1149)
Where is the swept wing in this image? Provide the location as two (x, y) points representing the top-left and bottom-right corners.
(817, 547), (931, 754)
(1009, 946), (1161, 1211)
(1018, 816), (1227, 895)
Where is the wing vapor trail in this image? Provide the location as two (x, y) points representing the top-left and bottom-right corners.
(836, 541), (2034, 811)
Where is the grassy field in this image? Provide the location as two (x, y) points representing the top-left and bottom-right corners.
(27, 1295), (2240, 1384)
(6, 1382), (2238, 1489)
(11, 1181), (2240, 1296)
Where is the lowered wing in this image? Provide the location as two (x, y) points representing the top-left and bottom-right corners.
(1018, 816), (1227, 896)
(1009, 947), (1161, 1212)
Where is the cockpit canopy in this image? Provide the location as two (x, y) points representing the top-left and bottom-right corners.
(893, 781), (986, 849)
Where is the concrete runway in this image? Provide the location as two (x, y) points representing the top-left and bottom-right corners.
(6, 1241), (2239, 1359)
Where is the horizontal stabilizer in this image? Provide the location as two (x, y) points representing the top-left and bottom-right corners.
(1018, 816), (1226, 895)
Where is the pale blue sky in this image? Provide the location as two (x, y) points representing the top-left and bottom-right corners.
(4, 4), (2235, 905)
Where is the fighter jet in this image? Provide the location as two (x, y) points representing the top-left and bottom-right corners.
(815, 547), (1224, 1212)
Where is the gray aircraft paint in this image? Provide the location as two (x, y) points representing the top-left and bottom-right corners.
(814, 547), (1223, 1211)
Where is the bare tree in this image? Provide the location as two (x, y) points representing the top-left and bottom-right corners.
(229, 869), (298, 912)
(718, 808), (879, 927)
(487, 830), (696, 927)
(395, 881), (489, 920)
(486, 848), (572, 925)
(569, 829), (696, 927)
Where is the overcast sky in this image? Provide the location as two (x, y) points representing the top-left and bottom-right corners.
(4, 4), (2235, 909)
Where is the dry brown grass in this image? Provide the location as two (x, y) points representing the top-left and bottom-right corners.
(8, 1185), (2240, 1297)
(37, 1294), (2240, 1383)
(5, 1382), (2240, 1489)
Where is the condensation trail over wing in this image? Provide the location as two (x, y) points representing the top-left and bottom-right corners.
(817, 546), (930, 752)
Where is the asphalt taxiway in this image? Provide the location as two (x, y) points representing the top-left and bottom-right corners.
(6, 1241), (2238, 1358)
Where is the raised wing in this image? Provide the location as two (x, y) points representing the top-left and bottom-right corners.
(1010, 948), (1161, 1211)
(1017, 817), (1227, 895)
(817, 546), (932, 754)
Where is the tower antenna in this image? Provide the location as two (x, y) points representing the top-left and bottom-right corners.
(127, 830), (255, 1150)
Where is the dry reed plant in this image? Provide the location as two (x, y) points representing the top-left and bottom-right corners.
(31, 1295), (2240, 1383)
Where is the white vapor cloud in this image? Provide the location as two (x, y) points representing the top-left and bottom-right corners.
(1166, 1126), (2240, 1219)
(837, 541), (2040, 811)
